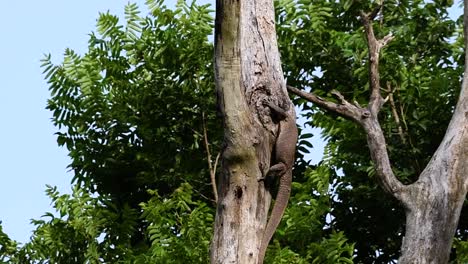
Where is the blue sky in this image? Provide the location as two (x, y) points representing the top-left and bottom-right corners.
(0, 0), (149, 244)
(0, 0), (217, 245)
(0, 0), (461, 245)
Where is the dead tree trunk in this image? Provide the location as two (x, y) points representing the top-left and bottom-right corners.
(287, 3), (468, 263)
(397, 4), (468, 259)
(210, 0), (296, 263)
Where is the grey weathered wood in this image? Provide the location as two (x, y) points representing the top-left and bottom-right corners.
(210, 0), (295, 263)
(397, 2), (468, 260)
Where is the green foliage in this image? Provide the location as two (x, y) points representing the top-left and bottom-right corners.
(8, 183), (212, 263)
(0, 223), (20, 263)
(453, 238), (468, 263)
(276, 0), (466, 262)
(263, 165), (355, 263)
(29, 1), (346, 261)
(22, 185), (138, 263)
(139, 183), (213, 263)
(15, 1), (327, 262)
(3, 0), (465, 262)
(35, 1), (218, 262)
(306, 231), (354, 264)
(41, 0), (217, 205)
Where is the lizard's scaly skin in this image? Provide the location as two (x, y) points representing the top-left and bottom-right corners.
(258, 103), (298, 264)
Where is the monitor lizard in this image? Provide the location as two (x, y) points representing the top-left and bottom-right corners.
(258, 101), (298, 264)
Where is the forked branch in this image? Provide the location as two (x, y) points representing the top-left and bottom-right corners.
(360, 9), (394, 117)
(288, 7), (406, 199)
(287, 85), (370, 122)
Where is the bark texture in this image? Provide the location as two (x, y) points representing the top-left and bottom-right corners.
(288, 4), (468, 263)
(210, 0), (295, 263)
(397, 3), (468, 259)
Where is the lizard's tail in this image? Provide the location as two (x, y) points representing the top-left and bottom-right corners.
(257, 174), (292, 264)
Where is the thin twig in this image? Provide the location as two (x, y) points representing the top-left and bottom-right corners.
(202, 112), (218, 203)
(395, 89), (422, 173)
(213, 152), (221, 180)
(386, 83), (406, 144)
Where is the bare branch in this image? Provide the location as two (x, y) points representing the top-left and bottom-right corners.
(287, 84), (404, 196)
(213, 152), (221, 182)
(386, 83), (406, 144)
(361, 12), (383, 116)
(202, 112), (218, 203)
(291, 10), (403, 197)
(359, 10), (405, 197)
(287, 8), (404, 199)
(380, 34), (394, 47)
(361, 119), (405, 196)
(192, 187), (216, 203)
(360, 9), (394, 117)
(287, 85), (369, 123)
(394, 91), (422, 173)
(330, 89), (346, 103)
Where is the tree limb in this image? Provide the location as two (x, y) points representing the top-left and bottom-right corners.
(288, 84), (404, 196)
(356, 10), (405, 196)
(286, 85), (369, 123)
(360, 10), (394, 117)
(288, 9), (406, 199)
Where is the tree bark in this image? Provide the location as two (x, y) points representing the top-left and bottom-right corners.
(397, 2), (468, 258)
(287, 3), (468, 262)
(210, 0), (294, 263)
